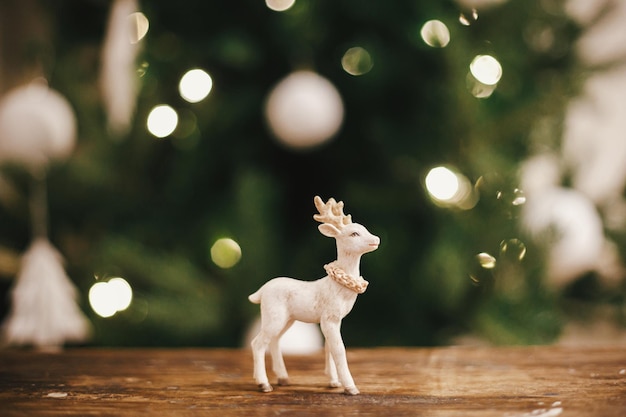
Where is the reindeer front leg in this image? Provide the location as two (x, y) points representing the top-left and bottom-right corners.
(320, 318), (359, 395)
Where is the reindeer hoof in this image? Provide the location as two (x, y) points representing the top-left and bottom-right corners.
(258, 383), (273, 393)
(277, 378), (290, 386)
(343, 386), (360, 396)
(328, 380), (341, 388)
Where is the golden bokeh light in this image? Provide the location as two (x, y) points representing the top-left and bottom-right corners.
(500, 239), (527, 261)
(420, 20), (451, 48)
(147, 104), (178, 138)
(129, 12), (149, 44)
(511, 188), (527, 206)
(89, 277), (133, 318)
(426, 166), (459, 201)
(425, 166), (478, 209)
(211, 238), (242, 269)
(341, 47), (374, 76)
(107, 278), (133, 311)
(467, 55), (503, 98)
(89, 282), (115, 318)
(179, 69), (213, 103)
(470, 55), (503, 85)
(477, 252), (497, 269)
(459, 9), (478, 26)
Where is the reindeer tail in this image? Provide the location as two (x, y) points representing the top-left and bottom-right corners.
(248, 288), (262, 304)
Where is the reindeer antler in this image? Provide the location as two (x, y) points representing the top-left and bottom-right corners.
(313, 195), (352, 228)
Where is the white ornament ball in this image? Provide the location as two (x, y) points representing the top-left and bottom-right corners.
(0, 82), (77, 169)
(265, 70), (344, 149)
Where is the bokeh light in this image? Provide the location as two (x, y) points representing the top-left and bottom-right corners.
(179, 69), (213, 103)
(467, 55), (503, 98)
(341, 47), (374, 76)
(211, 238), (242, 269)
(459, 9), (479, 26)
(511, 188), (527, 206)
(89, 282), (115, 318)
(470, 55), (503, 85)
(425, 166), (478, 209)
(89, 277), (133, 318)
(265, 70), (344, 149)
(147, 105), (178, 138)
(420, 20), (451, 48)
(129, 12), (149, 44)
(500, 239), (527, 262)
(426, 166), (459, 201)
(266, 0), (296, 12)
(477, 252), (497, 269)
(496, 187), (527, 209)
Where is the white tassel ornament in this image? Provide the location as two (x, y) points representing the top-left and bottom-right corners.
(100, 0), (143, 137)
(2, 238), (91, 349)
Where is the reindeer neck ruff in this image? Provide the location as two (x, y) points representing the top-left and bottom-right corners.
(324, 261), (369, 294)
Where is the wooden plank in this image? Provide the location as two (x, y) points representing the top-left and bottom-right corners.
(0, 346), (624, 416)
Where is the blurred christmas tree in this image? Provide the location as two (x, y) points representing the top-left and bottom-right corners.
(0, 0), (622, 348)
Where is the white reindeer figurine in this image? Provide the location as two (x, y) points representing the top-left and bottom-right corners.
(248, 195), (380, 395)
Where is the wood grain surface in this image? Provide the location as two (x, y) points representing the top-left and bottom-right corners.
(1, 346), (624, 416)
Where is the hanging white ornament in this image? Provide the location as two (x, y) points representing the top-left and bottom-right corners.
(264, 70), (344, 150)
(454, 0), (509, 10)
(100, 0), (143, 137)
(2, 238), (91, 350)
(0, 79), (88, 349)
(0, 82), (76, 170)
(519, 155), (623, 289)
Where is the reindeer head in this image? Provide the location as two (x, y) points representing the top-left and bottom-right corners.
(313, 196), (380, 256)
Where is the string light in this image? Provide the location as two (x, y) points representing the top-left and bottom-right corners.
(425, 166), (478, 209)
(421, 20), (451, 48)
(146, 104), (178, 138)
(211, 238), (242, 269)
(470, 55), (503, 85)
(89, 277), (133, 318)
(341, 47), (373, 76)
(179, 69), (213, 103)
(128, 12), (149, 44)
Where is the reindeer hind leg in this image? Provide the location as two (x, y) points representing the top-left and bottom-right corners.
(270, 319), (294, 386)
(251, 331), (273, 392)
(252, 307), (291, 392)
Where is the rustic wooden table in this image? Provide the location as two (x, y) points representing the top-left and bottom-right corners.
(0, 345), (624, 416)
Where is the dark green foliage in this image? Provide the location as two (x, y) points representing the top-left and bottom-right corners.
(0, 0), (585, 346)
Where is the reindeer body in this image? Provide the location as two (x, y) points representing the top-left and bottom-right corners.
(249, 196), (379, 395)
(249, 276), (358, 324)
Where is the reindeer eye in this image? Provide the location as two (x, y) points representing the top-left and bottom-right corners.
(350, 232), (360, 237)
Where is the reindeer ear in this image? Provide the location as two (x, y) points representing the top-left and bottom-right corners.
(318, 223), (340, 237)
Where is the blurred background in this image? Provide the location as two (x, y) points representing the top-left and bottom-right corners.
(0, 0), (625, 349)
